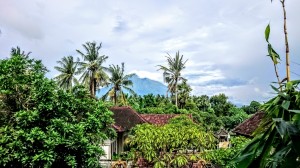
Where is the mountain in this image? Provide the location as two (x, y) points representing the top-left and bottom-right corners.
(96, 74), (168, 97)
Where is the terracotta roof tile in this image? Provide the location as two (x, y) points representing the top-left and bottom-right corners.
(232, 112), (265, 137)
(140, 114), (191, 125)
(110, 106), (147, 132)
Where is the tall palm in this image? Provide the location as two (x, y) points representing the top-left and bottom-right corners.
(157, 51), (187, 107)
(76, 42), (108, 97)
(54, 56), (79, 90)
(177, 80), (192, 109)
(102, 63), (135, 105)
(11, 46), (31, 58)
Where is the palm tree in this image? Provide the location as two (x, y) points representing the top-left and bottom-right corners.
(177, 80), (192, 109)
(157, 51), (187, 107)
(76, 42), (108, 97)
(11, 46), (31, 57)
(102, 63), (135, 105)
(54, 56), (79, 90)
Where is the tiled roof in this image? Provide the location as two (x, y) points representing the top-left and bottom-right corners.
(110, 106), (147, 132)
(140, 114), (189, 125)
(232, 112), (265, 137)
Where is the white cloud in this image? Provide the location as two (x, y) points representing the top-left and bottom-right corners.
(129, 70), (163, 83)
(0, 0), (299, 105)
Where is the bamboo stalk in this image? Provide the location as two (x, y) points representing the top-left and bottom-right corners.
(281, 0), (290, 81)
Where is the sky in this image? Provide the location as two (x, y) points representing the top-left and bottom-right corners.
(0, 0), (300, 105)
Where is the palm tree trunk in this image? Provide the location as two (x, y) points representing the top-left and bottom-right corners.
(114, 88), (117, 105)
(90, 76), (94, 97)
(93, 78), (97, 98)
(281, 0), (290, 81)
(175, 83), (178, 107)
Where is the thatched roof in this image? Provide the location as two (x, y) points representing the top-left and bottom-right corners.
(232, 112), (265, 137)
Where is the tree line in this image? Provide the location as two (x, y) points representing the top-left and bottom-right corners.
(54, 42), (134, 105)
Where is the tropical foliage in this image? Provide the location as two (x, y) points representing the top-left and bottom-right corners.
(125, 92), (249, 131)
(233, 1), (300, 167)
(0, 49), (115, 167)
(242, 101), (261, 115)
(102, 62), (135, 105)
(1, 0), (298, 167)
(76, 42), (108, 97)
(157, 51), (187, 107)
(129, 116), (216, 167)
(54, 56), (79, 90)
(234, 81), (300, 168)
(200, 136), (251, 167)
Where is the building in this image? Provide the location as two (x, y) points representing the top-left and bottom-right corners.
(232, 112), (265, 137)
(101, 106), (192, 161)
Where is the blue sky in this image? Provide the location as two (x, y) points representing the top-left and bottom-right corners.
(0, 0), (299, 105)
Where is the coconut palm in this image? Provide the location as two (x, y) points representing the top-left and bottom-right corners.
(54, 56), (79, 90)
(76, 42), (108, 97)
(157, 51), (187, 107)
(177, 80), (192, 109)
(102, 63), (135, 105)
(11, 46), (31, 57)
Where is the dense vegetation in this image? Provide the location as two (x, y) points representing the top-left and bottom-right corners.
(124, 92), (251, 131)
(0, 49), (115, 167)
(53, 41), (252, 132)
(124, 116), (251, 168)
(130, 116), (215, 165)
(233, 1), (300, 167)
(0, 46), (255, 168)
(0, 46), (257, 168)
(1, 1), (298, 167)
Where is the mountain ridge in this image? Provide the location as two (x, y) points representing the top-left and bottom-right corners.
(96, 74), (167, 97)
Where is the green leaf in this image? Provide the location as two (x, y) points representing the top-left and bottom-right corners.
(267, 44), (280, 64)
(274, 118), (288, 139)
(287, 125), (300, 155)
(234, 153), (255, 168)
(234, 136), (262, 167)
(286, 81), (293, 90)
(291, 80), (300, 85)
(265, 24), (270, 42)
(289, 110), (300, 114)
(281, 100), (290, 110)
(270, 85), (279, 92)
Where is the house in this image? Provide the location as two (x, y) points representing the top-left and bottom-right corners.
(101, 106), (192, 161)
(101, 106), (147, 161)
(232, 112), (265, 137)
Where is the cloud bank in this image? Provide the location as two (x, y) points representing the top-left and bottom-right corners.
(0, 0), (299, 105)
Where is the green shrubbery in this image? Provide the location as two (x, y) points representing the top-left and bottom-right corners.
(0, 49), (115, 167)
(129, 116), (216, 167)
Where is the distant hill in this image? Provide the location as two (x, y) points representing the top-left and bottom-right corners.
(96, 74), (167, 97)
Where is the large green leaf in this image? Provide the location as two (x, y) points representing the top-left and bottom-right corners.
(234, 136), (262, 167)
(274, 118), (288, 139)
(289, 110), (300, 114)
(286, 123), (300, 155)
(281, 100), (290, 110)
(265, 24), (270, 42)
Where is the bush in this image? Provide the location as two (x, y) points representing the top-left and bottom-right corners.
(0, 51), (116, 167)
